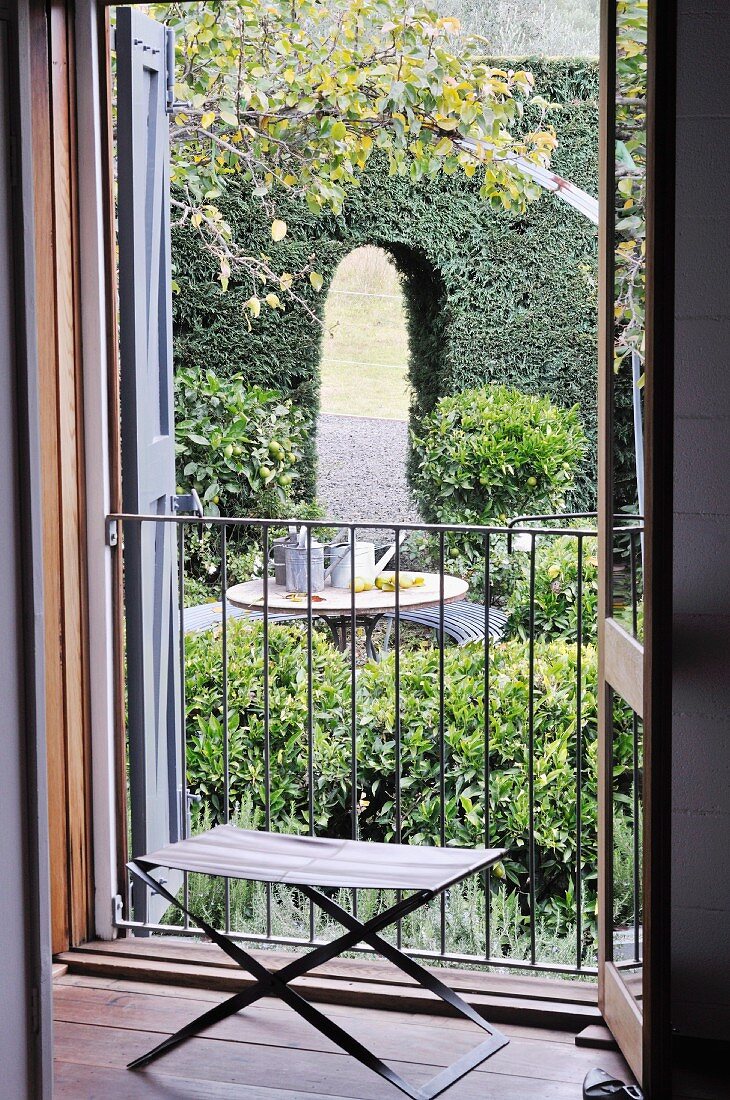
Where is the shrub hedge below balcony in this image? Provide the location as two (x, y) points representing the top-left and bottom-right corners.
(183, 618), (635, 930)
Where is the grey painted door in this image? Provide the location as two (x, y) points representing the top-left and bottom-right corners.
(117, 7), (182, 923)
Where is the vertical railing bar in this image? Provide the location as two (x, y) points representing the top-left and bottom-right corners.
(629, 530), (638, 638)
(395, 521), (402, 946)
(483, 533), (491, 960)
(575, 535), (584, 969)
(263, 524), (272, 939)
(528, 532), (537, 967)
(221, 522), (230, 933)
(178, 522), (190, 931)
(307, 522), (315, 942)
(350, 523), (358, 921)
(632, 710), (641, 962)
(439, 530), (446, 957)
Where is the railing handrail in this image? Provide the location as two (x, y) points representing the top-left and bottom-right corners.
(506, 510), (644, 528)
(108, 511), (613, 539)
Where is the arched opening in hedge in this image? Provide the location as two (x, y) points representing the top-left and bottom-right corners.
(319, 246), (410, 420)
(314, 242), (447, 521)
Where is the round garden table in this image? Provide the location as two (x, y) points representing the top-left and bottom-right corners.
(226, 571), (469, 657)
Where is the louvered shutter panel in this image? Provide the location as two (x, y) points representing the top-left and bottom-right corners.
(116, 7), (182, 923)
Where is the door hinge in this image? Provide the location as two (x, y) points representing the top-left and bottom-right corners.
(172, 489), (203, 518)
(105, 517), (119, 547)
(165, 27), (177, 114)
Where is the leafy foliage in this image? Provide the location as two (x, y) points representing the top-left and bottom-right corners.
(174, 367), (307, 516)
(183, 619), (635, 930)
(409, 385), (586, 525)
(149, 0), (555, 311)
(506, 531), (599, 643)
(614, 1), (647, 371)
(185, 620), (353, 826)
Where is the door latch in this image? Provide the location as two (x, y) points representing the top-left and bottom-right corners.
(172, 489), (204, 518)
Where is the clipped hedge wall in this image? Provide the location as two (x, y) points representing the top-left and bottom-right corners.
(173, 58), (634, 508)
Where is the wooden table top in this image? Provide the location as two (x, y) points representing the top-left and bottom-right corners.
(226, 571), (468, 618)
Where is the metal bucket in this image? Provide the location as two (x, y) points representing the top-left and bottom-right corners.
(284, 542), (325, 593)
(271, 536), (293, 586)
(328, 541), (376, 588)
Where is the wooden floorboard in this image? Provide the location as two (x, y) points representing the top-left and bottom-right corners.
(71, 937), (599, 1004)
(57, 972), (581, 1045)
(53, 975), (630, 1100)
(57, 940), (601, 1031)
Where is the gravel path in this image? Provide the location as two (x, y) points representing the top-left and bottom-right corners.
(316, 414), (422, 533)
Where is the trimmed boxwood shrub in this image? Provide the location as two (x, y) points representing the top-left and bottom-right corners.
(410, 385), (586, 525)
(172, 58), (638, 509)
(184, 619), (635, 926)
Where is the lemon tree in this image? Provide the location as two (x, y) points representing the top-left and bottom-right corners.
(149, 0), (556, 318)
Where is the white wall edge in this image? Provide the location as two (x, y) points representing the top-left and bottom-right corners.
(75, 0), (118, 940)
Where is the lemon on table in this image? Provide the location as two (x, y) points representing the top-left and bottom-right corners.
(349, 576), (367, 593)
(413, 574), (425, 586)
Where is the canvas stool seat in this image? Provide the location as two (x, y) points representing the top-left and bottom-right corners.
(127, 825), (510, 1100)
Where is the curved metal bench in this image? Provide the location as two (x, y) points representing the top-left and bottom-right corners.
(184, 598), (509, 664)
(374, 600), (508, 658)
(182, 601), (296, 634)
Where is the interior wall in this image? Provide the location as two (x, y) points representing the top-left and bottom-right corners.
(0, 19), (33, 1094)
(671, 0), (730, 1041)
(0, 0), (53, 1094)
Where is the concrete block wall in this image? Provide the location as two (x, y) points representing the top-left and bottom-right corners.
(671, 0), (730, 1041)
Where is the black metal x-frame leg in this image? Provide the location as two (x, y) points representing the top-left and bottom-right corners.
(126, 862), (509, 1100)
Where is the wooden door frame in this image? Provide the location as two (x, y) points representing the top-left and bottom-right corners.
(29, 0), (96, 954)
(597, 1), (676, 1095)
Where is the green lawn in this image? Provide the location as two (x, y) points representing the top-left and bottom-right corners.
(320, 247), (411, 420)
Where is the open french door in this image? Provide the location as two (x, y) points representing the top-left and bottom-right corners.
(597, 2), (674, 1096)
(116, 6), (182, 924)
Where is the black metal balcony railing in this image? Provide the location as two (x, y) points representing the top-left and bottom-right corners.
(111, 512), (644, 977)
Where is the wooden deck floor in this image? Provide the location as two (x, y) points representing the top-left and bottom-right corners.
(53, 972), (634, 1099)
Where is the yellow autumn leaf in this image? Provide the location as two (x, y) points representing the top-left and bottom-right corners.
(245, 296), (261, 318)
(309, 271), (323, 292)
(270, 219), (287, 242)
(265, 293), (281, 309)
(200, 111), (216, 129)
(438, 16), (461, 34)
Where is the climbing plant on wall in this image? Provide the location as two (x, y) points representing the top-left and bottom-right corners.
(171, 58), (635, 508)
